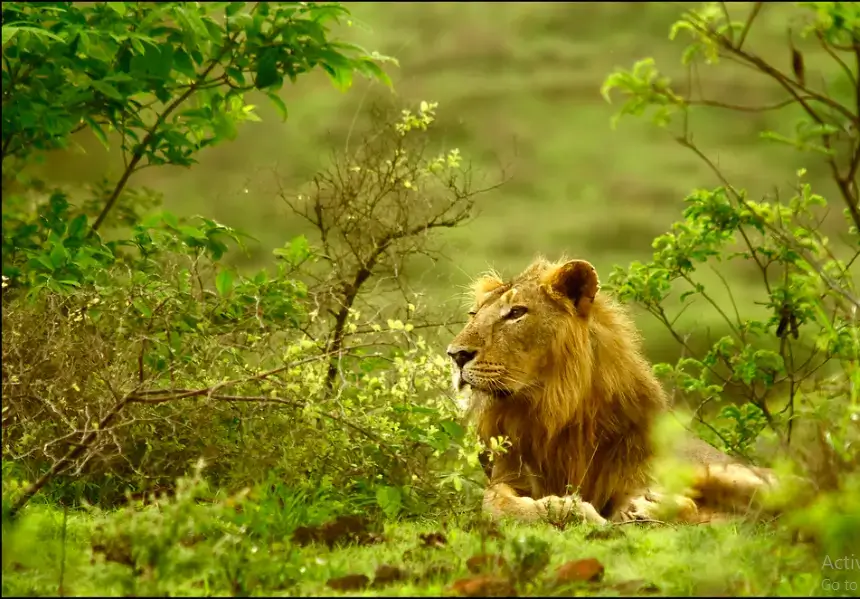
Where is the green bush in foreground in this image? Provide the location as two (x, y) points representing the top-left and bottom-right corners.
(0, 466), (829, 596)
(1, 101), (489, 516)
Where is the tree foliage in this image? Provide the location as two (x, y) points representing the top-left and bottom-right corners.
(1, 0), (396, 262)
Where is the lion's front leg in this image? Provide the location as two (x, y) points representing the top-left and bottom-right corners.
(483, 483), (607, 526)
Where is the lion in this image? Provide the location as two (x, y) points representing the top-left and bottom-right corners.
(447, 256), (785, 526)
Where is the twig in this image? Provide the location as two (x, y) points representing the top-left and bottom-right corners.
(9, 385), (141, 518)
(132, 393), (388, 448)
(676, 137), (859, 309)
(136, 344), (376, 402)
(6, 345), (377, 517)
(614, 518), (672, 527)
(680, 273), (742, 341)
(709, 265), (744, 341)
(737, 2), (763, 51)
(718, 2), (734, 46)
(815, 30), (857, 91)
(89, 28), (245, 234)
(687, 97), (801, 113)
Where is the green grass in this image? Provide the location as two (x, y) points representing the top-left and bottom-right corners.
(1, 497), (832, 597)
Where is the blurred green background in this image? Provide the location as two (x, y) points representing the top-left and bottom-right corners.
(30, 1), (853, 361)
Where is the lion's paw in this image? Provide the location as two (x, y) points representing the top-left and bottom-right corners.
(619, 491), (699, 523)
(535, 494), (607, 526)
(617, 494), (657, 522)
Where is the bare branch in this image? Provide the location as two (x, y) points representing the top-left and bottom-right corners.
(737, 2), (763, 51)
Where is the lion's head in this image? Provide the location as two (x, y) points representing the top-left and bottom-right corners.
(448, 256), (664, 441)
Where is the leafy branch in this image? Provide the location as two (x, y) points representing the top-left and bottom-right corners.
(602, 2), (859, 467)
(1, 1), (396, 233)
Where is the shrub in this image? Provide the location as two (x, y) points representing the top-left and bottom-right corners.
(602, 1), (859, 555)
(2, 101), (494, 518)
(2, 2), (495, 519)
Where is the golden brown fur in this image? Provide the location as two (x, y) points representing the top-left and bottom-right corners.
(447, 257), (781, 525)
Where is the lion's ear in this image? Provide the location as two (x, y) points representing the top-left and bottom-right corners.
(471, 273), (504, 305)
(545, 260), (600, 317)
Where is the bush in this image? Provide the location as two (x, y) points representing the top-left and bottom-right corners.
(602, 1), (859, 555)
(2, 2), (494, 519)
(2, 100), (496, 518)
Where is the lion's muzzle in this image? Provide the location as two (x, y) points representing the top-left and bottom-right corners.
(447, 345), (477, 369)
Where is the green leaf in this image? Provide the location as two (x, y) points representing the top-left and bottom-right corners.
(2, 26), (19, 45)
(107, 2), (126, 15)
(212, 114), (239, 140)
(440, 419), (465, 441)
(2, 25), (63, 44)
(83, 116), (110, 149)
(266, 92), (288, 121)
(140, 213), (162, 228)
(90, 80), (125, 101)
(175, 6), (209, 40)
(66, 214), (89, 240)
(161, 211), (180, 228)
(32, 254), (55, 271)
(178, 225), (207, 240)
(132, 298), (152, 319)
(322, 63), (352, 92)
(225, 2), (246, 16)
(173, 49), (196, 78)
(272, 235), (310, 263)
(131, 43), (174, 78)
(46, 279), (68, 295)
(355, 58), (392, 88)
(130, 36), (145, 55)
(254, 49), (281, 90)
(49, 244), (68, 268)
(375, 486), (402, 518)
(215, 269), (234, 297)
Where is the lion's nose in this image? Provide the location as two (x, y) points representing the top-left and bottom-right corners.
(447, 346), (477, 369)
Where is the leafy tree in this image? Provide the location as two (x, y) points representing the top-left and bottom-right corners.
(2, 1), (395, 290)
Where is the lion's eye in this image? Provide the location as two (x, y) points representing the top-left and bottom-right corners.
(467, 309), (477, 317)
(505, 306), (528, 320)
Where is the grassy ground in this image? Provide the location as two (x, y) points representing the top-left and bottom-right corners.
(31, 2), (852, 362)
(1, 498), (831, 597)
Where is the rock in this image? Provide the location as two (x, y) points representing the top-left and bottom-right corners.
(450, 575), (517, 597)
(326, 574), (370, 591)
(555, 557), (605, 583)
